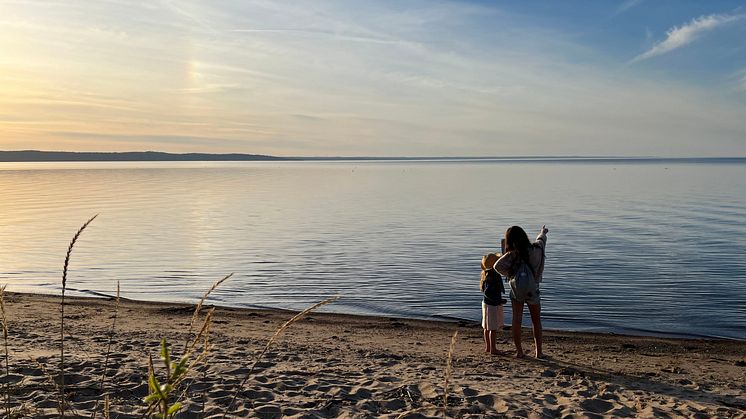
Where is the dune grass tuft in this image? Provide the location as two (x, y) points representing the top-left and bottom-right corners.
(60, 214), (98, 417)
(8, 215), (354, 417)
(143, 308), (215, 418)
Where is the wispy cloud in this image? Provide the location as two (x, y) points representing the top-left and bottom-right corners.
(616, 0), (645, 14)
(1, 0), (745, 156)
(230, 28), (412, 46)
(631, 13), (745, 63)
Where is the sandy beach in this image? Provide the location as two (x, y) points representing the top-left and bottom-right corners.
(1, 292), (744, 418)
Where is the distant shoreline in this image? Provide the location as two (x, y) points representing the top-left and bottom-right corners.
(2, 150), (746, 163)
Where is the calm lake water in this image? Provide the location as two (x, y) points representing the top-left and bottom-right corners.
(1, 159), (745, 340)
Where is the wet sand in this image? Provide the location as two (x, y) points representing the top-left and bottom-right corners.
(2, 292), (745, 418)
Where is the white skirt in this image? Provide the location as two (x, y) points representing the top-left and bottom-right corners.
(481, 301), (504, 331)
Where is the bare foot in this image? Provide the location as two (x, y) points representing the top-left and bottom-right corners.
(514, 351), (526, 359)
(535, 352), (546, 359)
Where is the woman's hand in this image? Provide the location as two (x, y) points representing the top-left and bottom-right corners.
(541, 225), (549, 235)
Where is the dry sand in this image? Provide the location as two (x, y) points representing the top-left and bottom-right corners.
(1, 292), (744, 418)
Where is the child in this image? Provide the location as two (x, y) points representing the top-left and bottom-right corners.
(481, 253), (506, 354)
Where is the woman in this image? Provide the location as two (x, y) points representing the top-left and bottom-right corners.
(494, 225), (548, 358)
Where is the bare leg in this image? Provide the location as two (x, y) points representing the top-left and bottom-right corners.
(489, 330), (498, 354)
(483, 329), (490, 353)
(511, 301), (524, 358)
(528, 303), (543, 358)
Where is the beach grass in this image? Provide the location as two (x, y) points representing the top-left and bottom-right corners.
(443, 331), (458, 418)
(0, 285), (9, 418)
(60, 214), (97, 417)
(23, 215), (346, 417)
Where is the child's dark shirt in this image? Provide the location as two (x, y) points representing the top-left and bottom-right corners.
(482, 269), (505, 306)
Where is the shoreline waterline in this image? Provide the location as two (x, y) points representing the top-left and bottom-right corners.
(3, 290), (746, 416)
(9, 290), (743, 343)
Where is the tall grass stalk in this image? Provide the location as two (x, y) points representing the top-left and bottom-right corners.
(31, 357), (74, 417)
(174, 273), (233, 411)
(442, 331), (458, 419)
(99, 281), (120, 392)
(184, 273), (233, 354)
(0, 285), (10, 418)
(222, 296), (339, 418)
(91, 281), (121, 419)
(177, 308), (215, 388)
(60, 214), (98, 417)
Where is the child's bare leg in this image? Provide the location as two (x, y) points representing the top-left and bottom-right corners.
(511, 301), (525, 358)
(528, 303), (543, 358)
(483, 329), (490, 352)
(489, 330), (498, 354)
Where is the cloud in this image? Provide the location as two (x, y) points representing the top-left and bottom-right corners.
(631, 13), (745, 63)
(1, 0), (745, 156)
(616, 0), (645, 14)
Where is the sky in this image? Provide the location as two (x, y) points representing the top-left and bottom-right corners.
(0, 0), (745, 157)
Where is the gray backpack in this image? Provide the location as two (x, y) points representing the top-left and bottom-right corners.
(509, 258), (538, 303)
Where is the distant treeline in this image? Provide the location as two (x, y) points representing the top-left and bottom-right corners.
(1, 150), (745, 163)
(0, 150), (281, 162)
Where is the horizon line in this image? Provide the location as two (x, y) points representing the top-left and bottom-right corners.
(1, 150), (746, 162)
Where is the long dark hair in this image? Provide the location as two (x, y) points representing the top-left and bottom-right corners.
(504, 226), (532, 271)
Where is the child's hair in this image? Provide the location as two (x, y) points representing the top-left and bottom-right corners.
(504, 226), (533, 275)
(480, 253), (499, 291)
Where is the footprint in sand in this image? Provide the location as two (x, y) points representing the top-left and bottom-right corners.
(462, 387), (479, 397)
(383, 398), (407, 410)
(609, 405), (638, 417)
(579, 398), (615, 414)
(348, 386), (373, 399)
(252, 404), (282, 418)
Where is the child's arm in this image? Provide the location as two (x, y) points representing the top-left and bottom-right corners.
(493, 253), (513, 277)
(534, 225), (548, 249)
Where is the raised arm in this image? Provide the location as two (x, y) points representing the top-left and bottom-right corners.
(534, 225), (548, 249)
(533, 225), (548, 282)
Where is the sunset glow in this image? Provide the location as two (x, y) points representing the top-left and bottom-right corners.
(1, 0), (745, 156)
